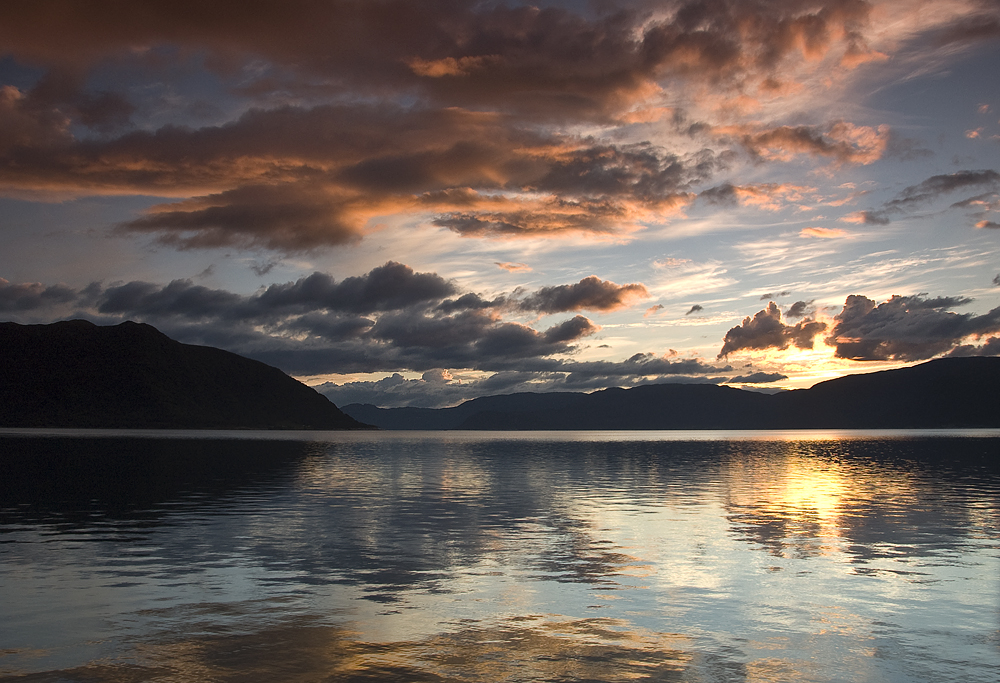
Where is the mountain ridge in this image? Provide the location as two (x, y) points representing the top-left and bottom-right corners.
(0, 320), (372, 429)
(342, 356), (1000, 430)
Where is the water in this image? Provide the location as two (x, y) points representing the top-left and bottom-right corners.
(1, 430), (998, 682)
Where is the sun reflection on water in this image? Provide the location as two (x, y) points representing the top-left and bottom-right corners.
(1, 433), (998, 682)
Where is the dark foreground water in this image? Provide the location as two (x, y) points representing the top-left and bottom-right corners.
(1, 430), (998, 682)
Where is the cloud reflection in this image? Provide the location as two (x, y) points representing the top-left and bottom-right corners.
(2, 434), (998, 681)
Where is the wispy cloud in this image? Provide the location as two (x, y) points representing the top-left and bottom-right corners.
(800, 227), (847, 238)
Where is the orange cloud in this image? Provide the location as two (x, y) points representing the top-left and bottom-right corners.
(800, 227), (847, 238)
(496, 262), (532, 272)
(715, 121), (889, 165)
(408, 55), (498, 78)
(699, 182), (815, 211)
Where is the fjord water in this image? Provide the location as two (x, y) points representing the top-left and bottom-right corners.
(1, 431), (998, 682)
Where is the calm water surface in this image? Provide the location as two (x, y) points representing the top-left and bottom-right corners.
(1, 430), (998, 682)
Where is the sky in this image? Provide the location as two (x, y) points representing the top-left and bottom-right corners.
(1, 0), (999, 408)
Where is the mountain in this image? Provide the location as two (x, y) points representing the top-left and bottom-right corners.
(341, 357), (1000, 430)
(0, 320), (372, 429)
(340, 391), (588, 430)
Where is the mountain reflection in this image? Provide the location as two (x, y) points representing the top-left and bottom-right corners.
(5, 613), (719, 683)
(2, 433), (998, 682)
(0, 436), (316, 529)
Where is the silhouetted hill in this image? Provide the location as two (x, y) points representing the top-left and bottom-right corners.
(768, 357), (999, 428)
(342, 357), (1000, 430)
(0, 320), (372, 429)
(343, 392), (587, 430)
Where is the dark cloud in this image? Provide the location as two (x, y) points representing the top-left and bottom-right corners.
(317, 358), (728, 409)
(0, 278), (76, 311)
(254, 262), (458, 315)
(0, 97), (727, 249)
(855, 210), (891, 225)
(94, 262), (457, 321)
(718, 302), (827, 358)
(934, 13), (1000, 47)
(0, 0), (882, 123)
(250, 259), (281, 277)
(98, 279), (244, 319)
(759, 290), (790, 300)
(120, 185), (365, 252)
(785, 300), (814, 319)
(2, 265), (689, 377)
(0, 1), (902, 251)
(827, 294), (1000, 361)
(533, 144), (719, 202)
(697, 183), (739, 205)
(994, 274), (1000, 286)
(686, 304), (703, 315)
(860, 169), (1000, 224)
(724, 122), (888, 165)
(517, 276), (648, 313)
(726, 371), (788, 383)
(19, 69), (134, 134)
(888, 169), (999, 206)
(431, 199), (640, 239)
(945, 336), (1000, 357)
(559, 353), (723, 383)
(947, 191), (995, 209)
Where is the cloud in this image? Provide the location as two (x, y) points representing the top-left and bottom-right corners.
(0, 95), (724, 248)
(935, 15), (1000, 47)
(119, 184), (365, 252)
(96, 261), (458, 319)
(250, 259), (281, 277)
(54, 106), (713, 248)
(0, 264), (689, 378)
(827, 294), (1000, 361)
(715, 122), (889, 165)
(317, 353), (727, 409)
(945, 336), (1000, 357)
(994, 274), (1000, 286)
(685, 304), (703, 315)
(0, 278), (77, 311)
(496, 262), (531, 272)
(516, 276), (648, 314)
(653, 257), (691, 268)
(841, 210), (889, 225)
(0, 0), (924, 253)
(859, 169), (1000, 225)
(975, 220), (1000, 229)
(800, 227), (847, 238)
(718, 301), (827, 358)
(726, 371), (788, 384)
(698, 182), (814, 211)
(644, 304), (664, 317)
(0, 0), (885, 123)
(785, 300), (815, 319)
(252, 262), (458, 315)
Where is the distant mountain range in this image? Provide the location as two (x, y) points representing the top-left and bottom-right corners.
(0, 320), (371, 429)
(343, 356), (1000, 430)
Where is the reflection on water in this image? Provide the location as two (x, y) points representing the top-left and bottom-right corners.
(1, 431), (998, 682)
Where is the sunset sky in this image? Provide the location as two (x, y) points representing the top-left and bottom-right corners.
(2, 0), (999, 408)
